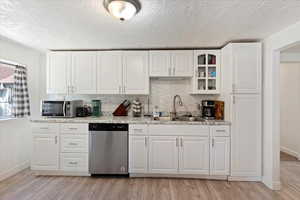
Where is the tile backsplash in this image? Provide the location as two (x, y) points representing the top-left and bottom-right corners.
(48, 78), (221, 116)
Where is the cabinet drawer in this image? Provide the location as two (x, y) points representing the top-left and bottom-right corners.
(60, 135), (88, 153)
(60, 153), (88, 172)
(32, 123), (59, 134)
(129, 124), (148, 135)
(148, 125), (209, 136)
(211, 126), (230, 137)
(60, 123), (88, 134)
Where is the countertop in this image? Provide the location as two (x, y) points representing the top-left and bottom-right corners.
(30, 116), (231, 125)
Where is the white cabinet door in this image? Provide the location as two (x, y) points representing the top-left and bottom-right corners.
(149, 136), (178, 174)
(171, 50), (193, 77)
(97, 51), (123, 94)
(123, 51), (149, 94)
(32, 135), (59, 170)
(149, 51), (171, 77)
(47, 52), (70, 94)
(129, 136), (148, 173)
(71, 52), (97, 94)
(179, 136), (209, 175)
(210, 137), (230, 175)
(231, 94), (261, 177)
(232, 43), (261, 94)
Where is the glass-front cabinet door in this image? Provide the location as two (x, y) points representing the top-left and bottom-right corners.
(193, 50), (220, 94)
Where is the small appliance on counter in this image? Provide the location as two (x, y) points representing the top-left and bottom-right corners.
(201, 100), (224, 120)
(113, 100), (131, 116)
(132, 98), (142, 117)
(92, 100), (102, 117)
(41, 100), (83, 118)
(76, 106), (92, 117)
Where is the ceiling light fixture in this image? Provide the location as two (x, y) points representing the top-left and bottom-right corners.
(103, 0), (141, 21)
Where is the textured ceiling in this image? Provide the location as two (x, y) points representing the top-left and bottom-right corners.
(1, 0), (300, 50)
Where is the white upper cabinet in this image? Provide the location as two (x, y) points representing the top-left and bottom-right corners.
(192, 50), (221, 94)
(123, 51), (149, 95)
(97, 51), (123, 94)
(71, 52), (97, 94)
(149, 50), (193, 77)
(179, 136), (209, 175)
(221, 43), (262, 94)
(171, 50), (193, 77)
(232, 43), (261, 94)
(47, 52), (70, 94)
(149, 51), (171, 77)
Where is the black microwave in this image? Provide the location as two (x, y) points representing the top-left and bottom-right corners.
(41, 100), (83, 118)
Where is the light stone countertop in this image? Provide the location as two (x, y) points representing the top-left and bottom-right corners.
(30, 116), (231, 125)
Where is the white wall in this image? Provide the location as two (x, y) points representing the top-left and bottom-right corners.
(263, 20), (300, 190)
(0, 36), (45, 181)
(280, 52), (300, 63)
(280, 62), (300, 158)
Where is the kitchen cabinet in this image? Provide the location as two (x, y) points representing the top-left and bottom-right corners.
(97, 51), (123, 94)
(230, 94), (261, 178)
(149, 51), (171, 76)
(149, 50), (193, 77)
(47, 52), (70, 94)
(192, 50), (221, 94)
(123, 51), (149, 94)
(221, 43), (262, 94)
(129, 136), (148, 173)
(47, 51), (97, 94)
(31, 123), (89, 174)
(47, 50), (149, 95)
(31, 123), (60, 171)
(179, 136), (209, 175)
(222, 42), (262, 180)
(71, 52), (97, 94)
(148, 136), (179, 174)
(210, 136), (230, 176)
(32, 135), (59, 170)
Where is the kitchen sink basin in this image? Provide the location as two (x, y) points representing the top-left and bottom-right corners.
(173, 116), (205, 122)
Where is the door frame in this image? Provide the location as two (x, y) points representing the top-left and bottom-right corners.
(263, 21), (300, 190)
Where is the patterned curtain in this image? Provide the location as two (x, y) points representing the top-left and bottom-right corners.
(12, 65), (30, 117)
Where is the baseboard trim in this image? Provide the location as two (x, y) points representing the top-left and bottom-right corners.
(228, 176), (262, 182)
(0, 161), (29, 182)
(130, 173), (228, 180)
(280, 146), (299, 159)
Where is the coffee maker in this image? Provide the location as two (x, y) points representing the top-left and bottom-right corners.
(201, 100), (224, 120)
(201, 100), (215, 120)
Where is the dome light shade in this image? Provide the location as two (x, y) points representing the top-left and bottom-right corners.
(103, 0), (141, 21)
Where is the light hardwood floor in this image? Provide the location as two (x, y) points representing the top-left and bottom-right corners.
(0, 154), (299, 200)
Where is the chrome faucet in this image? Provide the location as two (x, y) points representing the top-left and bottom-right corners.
(170, 95), (183, 121)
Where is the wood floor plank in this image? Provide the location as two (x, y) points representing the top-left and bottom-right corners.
(1, 158), (300, 200)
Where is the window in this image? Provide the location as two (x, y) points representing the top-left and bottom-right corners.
(0, 63), (14, 119)
(0, 83), (13, 118)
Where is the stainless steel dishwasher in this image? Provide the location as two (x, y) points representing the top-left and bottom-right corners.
(89, 123), (128, 175)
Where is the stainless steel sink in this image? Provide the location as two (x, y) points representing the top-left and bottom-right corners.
(173, 116), (205, 122)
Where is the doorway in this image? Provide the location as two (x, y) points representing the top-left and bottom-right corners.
(279, 45), (300, 187)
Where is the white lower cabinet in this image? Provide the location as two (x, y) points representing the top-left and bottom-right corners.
(129, 136), (148, 173)
(210, 137), (230, 176)
(32, 134), (59, 170)
(179, 136), (209, 175)
(31, 123), (89, 174)
(148, 136), (179, 174)
(60, 153), (88, 172)
(129, 125), (230, 177)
